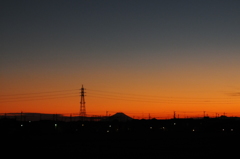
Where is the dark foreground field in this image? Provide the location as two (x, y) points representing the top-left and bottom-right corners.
(2, 118), (240, 158)
(2, 132), (239, 159)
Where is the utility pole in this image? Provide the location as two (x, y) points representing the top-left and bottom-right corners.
(21, 111), (23, 122)
(80, 85), (86, 118)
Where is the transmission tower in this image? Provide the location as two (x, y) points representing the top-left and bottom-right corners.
(80, 85), (86, 117)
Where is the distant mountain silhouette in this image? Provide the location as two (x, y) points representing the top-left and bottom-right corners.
(107, 112), (133, 122)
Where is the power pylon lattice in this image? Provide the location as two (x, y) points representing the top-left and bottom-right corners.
(80, 85), (86, 117)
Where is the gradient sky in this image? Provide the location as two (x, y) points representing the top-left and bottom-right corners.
(1, 0), (240, 118)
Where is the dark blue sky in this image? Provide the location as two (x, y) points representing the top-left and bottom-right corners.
(1, 0), (240, 109)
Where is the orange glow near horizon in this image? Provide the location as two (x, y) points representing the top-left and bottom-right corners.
(1, 48), (240, 119)
(1, 86), (240, 119)
(1, 57), (240, 119)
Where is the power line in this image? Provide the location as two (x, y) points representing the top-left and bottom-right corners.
(87, 94), (236, 105)
(1, 87), (239, 105)
(88, 92), (236, 101)
(85, 88), (240, 105)
(0, 89), (79, 97)
(0, 89), (80, 103)
(87, 89), (239, 100)
(0, 95), (79, 103)
(86, 91), (238, 104)
(0, 92), (80, 100)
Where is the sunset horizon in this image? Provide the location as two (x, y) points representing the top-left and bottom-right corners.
(1, 0), (240, 120)
(1, 85), (240, 119)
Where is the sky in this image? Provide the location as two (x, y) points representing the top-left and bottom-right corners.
(1, 0), (240, 119)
